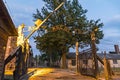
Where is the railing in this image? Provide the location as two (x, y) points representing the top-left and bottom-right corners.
(4, 46), (21, 65)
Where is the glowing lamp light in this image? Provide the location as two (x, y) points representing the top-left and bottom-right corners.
(34, 19), (43, 27)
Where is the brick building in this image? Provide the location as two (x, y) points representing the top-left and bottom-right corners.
(4, 36), (17, 70)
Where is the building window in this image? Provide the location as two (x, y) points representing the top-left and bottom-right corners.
(83, 60), (88, 64)
(113, 59), (117, 64)
(71, 60), (76, 66)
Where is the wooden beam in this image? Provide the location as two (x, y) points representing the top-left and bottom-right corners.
(96, 55), (104, 65)
(4, 46), (21, 65)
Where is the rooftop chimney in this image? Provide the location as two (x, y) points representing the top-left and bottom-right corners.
(114, 45), (120, 54)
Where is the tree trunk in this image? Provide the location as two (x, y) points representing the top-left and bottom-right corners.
(61, 52), (67, 69)
(49, 53), (53, 67)
(76, 41), (79, 73)
(91, 31), (98, 78)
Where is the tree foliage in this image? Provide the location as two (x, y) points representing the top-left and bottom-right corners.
(33, 0), (104, 62)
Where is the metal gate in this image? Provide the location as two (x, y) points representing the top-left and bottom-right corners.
(79, 49), (96, 77)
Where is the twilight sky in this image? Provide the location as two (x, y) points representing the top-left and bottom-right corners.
(4, 0), (120, 55)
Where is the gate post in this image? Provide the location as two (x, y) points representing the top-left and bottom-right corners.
(103, 52), (112, 80)
(76, 41), (79, 73)
(91, 31), (98, 78)
(13, 47), (22, 80)
(21, 40), (29, 75)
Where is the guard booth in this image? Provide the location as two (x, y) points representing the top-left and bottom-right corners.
(0, 0), (18, 80)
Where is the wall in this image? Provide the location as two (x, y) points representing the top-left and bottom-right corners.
(67, 59), (76, 69)
(109, 60), (120, 68)
(4, 36), (17, 70)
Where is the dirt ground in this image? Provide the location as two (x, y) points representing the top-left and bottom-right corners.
(28, 68), (96, 80)
(28, 68), (120, 80)
(5, 68), (120, 80)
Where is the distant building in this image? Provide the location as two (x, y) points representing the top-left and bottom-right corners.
(67, 52), (93, 72)
(67, 52), (120, 70)
(67, 52), (76, 69)
(98, 53), (120, 68)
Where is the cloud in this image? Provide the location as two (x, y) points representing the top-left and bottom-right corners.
(12, 12), (34, 26)
(113, 15), (120, 20)
(98, 14), (120, 52)
(11, 4), (35, 14)
(5, 0), (44, 27)
(103, 14), (120, 38)
(105, 14), (120, 25)
(104, 28), (120, 38)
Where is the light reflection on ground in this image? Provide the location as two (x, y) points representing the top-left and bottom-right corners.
(5, 68), (120, 80)
(4, 70), (14, 75)
(29, 68), (54, 80)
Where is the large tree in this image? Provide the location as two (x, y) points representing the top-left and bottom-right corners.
(34, 25), (73, 67)
(33, 0), (104, 68)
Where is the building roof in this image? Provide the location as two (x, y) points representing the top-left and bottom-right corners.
(67, 52), (120, 60)
(67, 52), (76, 59)
(0, 0), (17, 36)
(97, 53), (120, 60)
(67, 48), (92, 59)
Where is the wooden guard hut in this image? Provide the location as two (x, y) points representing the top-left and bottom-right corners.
(0, 0), (17, 79)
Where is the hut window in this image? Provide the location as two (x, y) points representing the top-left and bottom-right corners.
(113, 59), (117, 64)
(71, 60), (76, 66)
(83, 60), (88, 64)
